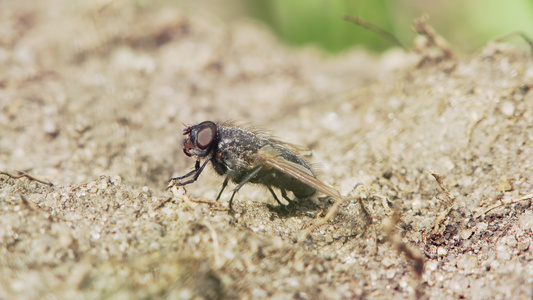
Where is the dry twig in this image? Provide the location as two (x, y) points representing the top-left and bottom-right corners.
(0, 170), (54, 186)
(493, 31), (533, 54)
(168, 185), (228, 211)
(343, 15), (406, 49)
(383, 201), (425, 279)
(474, 193), (533, 219)
(199, 221), (222, 267)
(412, 15), (453, 59)
(297, 184), (370, 243)
(429, 171), (456, 234)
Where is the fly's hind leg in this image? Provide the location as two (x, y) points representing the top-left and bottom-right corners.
(274, 187), (315, 217)
(279, 188), (295, 205)
(267, 186), (284, 206)
(280, 188), (317, 218)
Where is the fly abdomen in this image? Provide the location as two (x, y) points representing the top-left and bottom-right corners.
(249, 168), (316, 199)
(277, 171), (316, 198)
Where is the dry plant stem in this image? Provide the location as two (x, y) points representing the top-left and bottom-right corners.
(19, 195), (35, 210)
(297, 195), (369, 243)
(466, 114), (486, 147)
(155, 197), (173, 210)
(199, 221), (222, 267)
(358, 195), (372, 225)
(343, 15), (406, 49)
(412, 15), (453, 58)
(168, 185), (228, 211)
(384, 206), (425, 277)
(430, 172), (454, 202)
(19, 194), (35, 209)
(474, 193), (533, 219)
(0, 170), (54, 186)
(297, 184), (371, 242)
(493, 31), (533, 54)
(297, 196), (347, 243)
(430, 171), (456, 234)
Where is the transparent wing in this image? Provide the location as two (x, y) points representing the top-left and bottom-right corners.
(254, 145), (342, 200)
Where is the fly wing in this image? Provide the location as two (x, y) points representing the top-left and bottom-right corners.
(255, 145), (342, 200)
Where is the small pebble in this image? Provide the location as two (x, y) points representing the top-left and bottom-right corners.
(461, 228), (473, 240)
(500, 100), (515, 117)
(325, 235), (333, 243)
(519, 212), (533, 230)
(43, 119), (59, 138)
(518, 240), (530, 252)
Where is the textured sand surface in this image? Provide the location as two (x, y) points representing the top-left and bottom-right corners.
(1, 1), (533, 299)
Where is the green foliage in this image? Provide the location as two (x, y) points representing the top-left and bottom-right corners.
(247, 0), (533, 53)
(250, 0), (394, 52)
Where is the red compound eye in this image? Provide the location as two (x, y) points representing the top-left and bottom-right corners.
(181, 121), (217, 158)
(196, 124), (215, 150)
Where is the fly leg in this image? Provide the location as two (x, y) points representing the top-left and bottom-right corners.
(168, 159), (210, 187)
(228, 165), (263, 210)
(280, 188), (316, 218)
(216, 176), (230, 201)
(169, 160), (200, 181)
(267, 186), (284, 206)
(280, 188), (295, 205)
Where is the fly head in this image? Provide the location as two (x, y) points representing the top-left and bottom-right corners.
(183, 121), (218, 158)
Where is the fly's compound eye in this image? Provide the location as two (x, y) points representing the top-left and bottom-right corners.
(196, 124), (216, 150)
(183, 121), (217, 157)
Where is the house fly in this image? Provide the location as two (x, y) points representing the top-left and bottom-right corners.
(168, 121), (343, 211)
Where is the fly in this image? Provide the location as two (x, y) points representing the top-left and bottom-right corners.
(168, 121), (343, 210)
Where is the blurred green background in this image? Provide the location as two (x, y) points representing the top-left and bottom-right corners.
(171, 0), (533, 53)
(235, 0), (533, 53)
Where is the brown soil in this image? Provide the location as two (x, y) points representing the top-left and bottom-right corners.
(1, 1), (533, 299)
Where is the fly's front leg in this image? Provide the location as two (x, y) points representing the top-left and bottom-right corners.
(168, 159), (210, 187)
(169, 160), (200, 180)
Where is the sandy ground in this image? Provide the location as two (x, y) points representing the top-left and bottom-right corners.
(1, 1), (533, 299)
